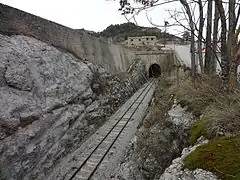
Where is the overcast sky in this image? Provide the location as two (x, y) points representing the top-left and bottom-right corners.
(0, 0), (187, 34)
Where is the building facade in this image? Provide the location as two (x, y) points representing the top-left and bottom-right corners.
(127, 36), (157, 46)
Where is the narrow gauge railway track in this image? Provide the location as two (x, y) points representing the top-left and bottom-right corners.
(67, 80), (155, 180)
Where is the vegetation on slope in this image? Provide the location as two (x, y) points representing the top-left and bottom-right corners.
(167, 74), (240, 179)
(172, 75), (222, 117)
(135, 77), (189, 179)
(121, 63), (240, 179)
(138, 71), (240, 179)
(184, 135), (240, 180)
(88, 22), (182, 43)
(169, 74), (240, 139)
(189, 119), (209, 144)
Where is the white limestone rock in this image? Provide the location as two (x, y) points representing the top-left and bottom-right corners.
(0, 34), (147, 180)
(0, 34), (93, 179)
(159, 137), (218, 180)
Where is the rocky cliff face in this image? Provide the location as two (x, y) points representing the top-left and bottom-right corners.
(0, 34), (147, 179)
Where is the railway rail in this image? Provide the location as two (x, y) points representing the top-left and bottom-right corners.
(64, 80), (155, 180)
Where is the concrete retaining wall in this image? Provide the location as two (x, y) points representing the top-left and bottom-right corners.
(136, 51), (175, 75)
(0, 3), (134, 73)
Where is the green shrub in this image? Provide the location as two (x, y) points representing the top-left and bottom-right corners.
(189, 119), (209, 144)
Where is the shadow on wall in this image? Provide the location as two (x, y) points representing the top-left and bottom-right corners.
(149, 64), (161, 78)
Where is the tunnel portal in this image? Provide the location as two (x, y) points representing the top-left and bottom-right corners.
(149, 64), (161, 78)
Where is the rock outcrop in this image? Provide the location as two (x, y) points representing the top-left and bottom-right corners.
(137, 102), (193, 179)
(159, 137), (218, 180)
(0, 34), (147, 179)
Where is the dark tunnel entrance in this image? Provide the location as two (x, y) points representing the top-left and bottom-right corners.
(149, 64), (161, 78)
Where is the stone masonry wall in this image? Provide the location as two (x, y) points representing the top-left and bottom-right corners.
(0, 3), (134, 73)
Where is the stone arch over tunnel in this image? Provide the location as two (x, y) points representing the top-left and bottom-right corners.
(149, 63), (161, 78)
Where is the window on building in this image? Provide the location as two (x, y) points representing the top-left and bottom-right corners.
(139, 39), (141, 41)
(146, 38), (149, 40)
(131, 43), (134, 45)
(131, 39), (133, 41)
(151, 38), (154, 40)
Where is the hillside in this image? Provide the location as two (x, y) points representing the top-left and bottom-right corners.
(87, 22), (182, 43)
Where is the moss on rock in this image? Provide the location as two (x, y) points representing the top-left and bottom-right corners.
(189, 119), (210, 144)
(184, 135), (240, 180)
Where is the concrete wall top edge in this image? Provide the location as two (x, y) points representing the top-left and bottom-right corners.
(0, 3), (134, 73)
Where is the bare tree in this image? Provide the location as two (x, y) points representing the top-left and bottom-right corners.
(215, 0), (229, 85)
(229, 0), (238, 90)
(197, 0), (204, 72)
(212, 1), (220, 73)
(167, 4), (223, 71)
(114, 0), (232, 84)
(204, 0), (213, 74)
(180, 0), (196, 80)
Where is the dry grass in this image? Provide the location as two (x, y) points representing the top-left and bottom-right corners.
(202, 92), (240, 138)
(178, 74), (240, 180)
(169, 74), (240, 139)
(135, 78), (187, 178)
(139, 72), (240, 141)
(135, 71), (240, 179)
(168, 75), (222, 117)
(142, 78), (174, 129)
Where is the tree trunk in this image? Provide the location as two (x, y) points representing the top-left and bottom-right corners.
(229, 42), (239, 90)
(204, 0), (213, 74)
(228, 0), (237, 90)
(212, 1), (220, 73)
(215, 0), (229, 86)
(180, 0), (196, 80)
(198, 0), (204, 73)
(236, 42), (240, 88)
